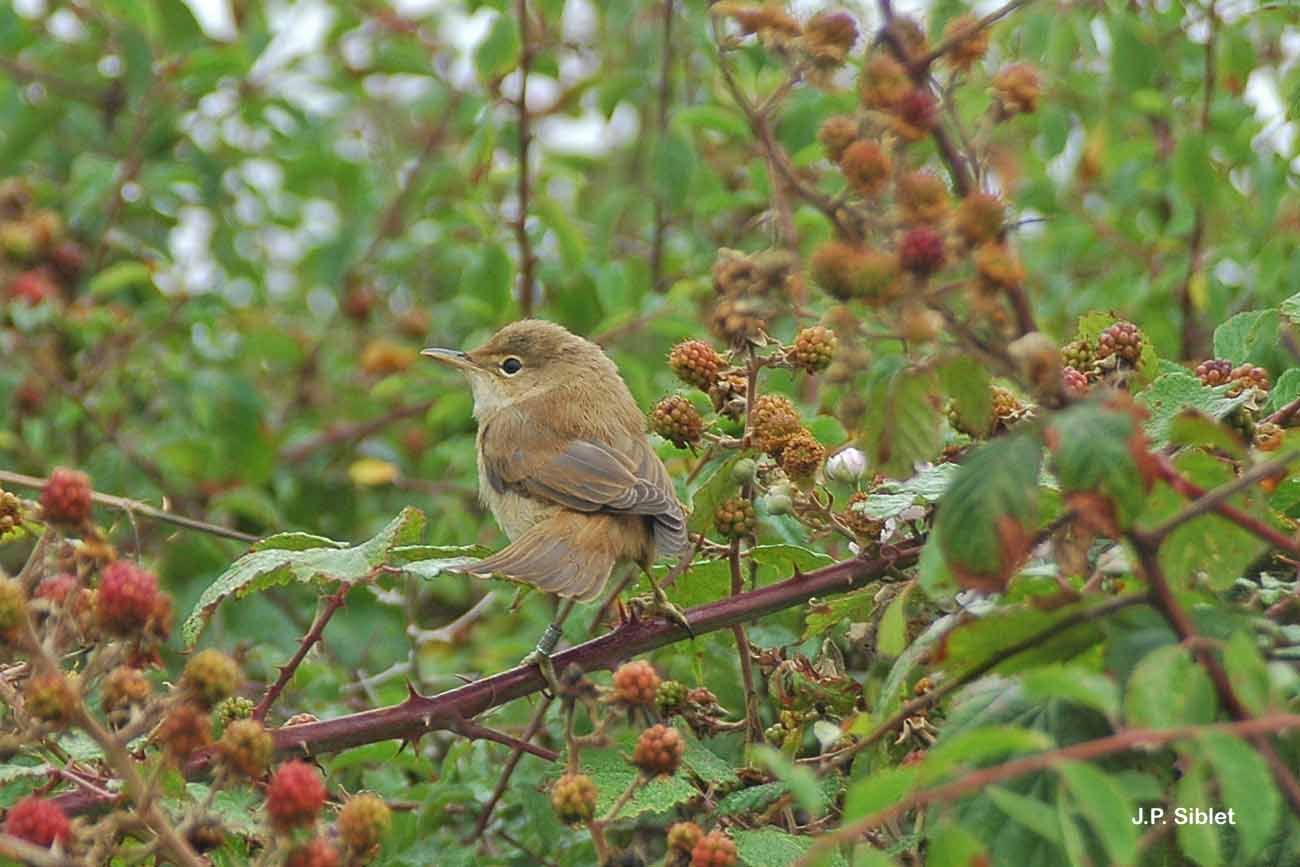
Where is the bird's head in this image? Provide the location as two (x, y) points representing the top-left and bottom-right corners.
(423, 319), (614, 416)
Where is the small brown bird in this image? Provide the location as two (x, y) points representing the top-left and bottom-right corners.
(423, 320), (690, 669)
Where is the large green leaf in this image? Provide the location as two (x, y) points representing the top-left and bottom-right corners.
(1198, 732), (1279, 860)
(1124, 644), (1217, 728)
(935, 433), (1043, 590)
(858, 358), (944, 480)
(733, 828), (848, 867)
(1046, 402), (1151, 531)
(182, 508), (427, 646)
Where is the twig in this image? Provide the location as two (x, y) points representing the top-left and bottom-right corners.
(280, 400), (435, 463)
(1266, 394), (1300, 427)
(0, 833), (83, 867)
(1148, 453), (1299, 555)
(649, 0), (676, 292)
(452, 719), (558, 761)
(471, 695), (555, 838)
(0, 470), (257, 543)
(515, 0), (537, 315)
(798, 713), (1300, 865)
(730, 538), (763, 745)
(254, 582), (356, 721)
(914, 0), (1039, 69)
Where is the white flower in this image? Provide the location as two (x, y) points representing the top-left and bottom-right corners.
(825, 447), (868, 483)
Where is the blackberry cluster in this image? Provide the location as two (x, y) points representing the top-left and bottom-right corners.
(790, 326), (837, 373)
(780, 430), (826, 480)
(1229, 364), (1270, 395)
(551, 772), (598, 824)
(749, 394), (802, 455)
(1063, 366), (1089, 397)
(1195, 358), (1233, 387)
(611, 660), (662, 708)
(714, 498), (757, 540)
(652, 395), (704, 447)
(1097, 322), (1142, 364)
(632, 724), (685, 777)
(669, 340), (724, 391)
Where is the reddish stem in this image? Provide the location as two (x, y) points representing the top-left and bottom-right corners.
(253, 583), (354, 722)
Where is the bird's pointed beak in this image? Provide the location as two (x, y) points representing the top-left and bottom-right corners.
(421, 347), (473, 370)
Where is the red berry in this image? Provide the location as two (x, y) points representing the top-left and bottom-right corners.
(34, 573), (78, 605)
(5, 796), (70, 848)
(1195, 358), (1233, 387)
(895, 88), (937, 140)
(612, 660), (662, 707)
(285, 838), (341, 867)
(266, 761), (327, 831)
(1063, 366), (1089, 398)
(632, 724), (685, 777)
(898, 226), (946, 275)
(7, 267), (59, 305)
(97, 561), (159, 635)
(40, 468), (93, 525)
(691, 829), (738, 867)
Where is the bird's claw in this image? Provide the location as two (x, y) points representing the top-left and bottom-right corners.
(649, 584), (694, 638)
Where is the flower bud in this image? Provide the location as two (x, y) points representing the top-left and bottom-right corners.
(824, 447), (868, 483)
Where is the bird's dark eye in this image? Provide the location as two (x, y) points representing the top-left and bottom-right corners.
(501, 356), (523, 375)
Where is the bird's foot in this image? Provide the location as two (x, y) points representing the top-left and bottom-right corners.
(648, 584), (694, 638)
(521, 622), (564, 696)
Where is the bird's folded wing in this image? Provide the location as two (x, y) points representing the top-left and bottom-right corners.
(484, 424), (688, 556)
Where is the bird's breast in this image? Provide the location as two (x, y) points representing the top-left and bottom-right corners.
(476, 435), (556, 540)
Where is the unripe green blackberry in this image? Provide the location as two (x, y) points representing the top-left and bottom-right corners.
(667, 821), (705, 856)
(0, 488), (22, 538)
(25, 671), (77, 727)
(730, 458), (758, 485)
(652, 395), (704, 448)
(691, 830), (738, 867)
(839, 140), (891, 197)
(898, 226), (946, 275)
(612, 660), (661, 708)
(1230, 364), (1270, 395)
(1226, 406), (1256, 441)
(780, 430), (825, 481)
(762, 490), (794, 516)
(215, 696), (254, 730)
(102, 666), (151, 717)
(181, 649), (241, 710)
(1063, 366), (1089, 398)
(1255, 422), (1284, 452)
(632, 724), (685, 777)
(551, 772), (598, 824)
(955, 192), (1004, 247)
(1097, 322), (1142, 365)
(818, 115), (858, 162)
(656, 680), (688, 716)
(714, 498), (757, 540)
(338, 792), (392, 854)
(669, 340), (725, 391)
(1195, 358), (1233, 387)
(765, 723), (787, 745)
(158, 703), (212, 764)
(218, 719), (274, 778)
(1062, 340), (1094, 373)
(40, 467), (92, 526)
(0, 576), (28, 638)
(750, 394), (802, 455)
(790, 326), (837, 373)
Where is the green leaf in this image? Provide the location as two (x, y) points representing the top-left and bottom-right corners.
(465, 243), (514, 313)
(88, 261), (154, 298)
(1176, 761), (1220, 867)
(182, 508), (427, 646)
(1019, 665), (1120, 721)
(687, 453), (740, 534)
(921, 725), (1054, 785)
(925, 821), (989, 867)
(475, 14), (521, 80)
(858, 358), (944, 480)
(560, 726), (699, 820)
(1056, 761), (1138, 866)
(1266, 368), (1300, 414)
(987, 786), (1062, 846)
(1124, 644), (1217, 728)
(803, 584), (879, 640)
(876, 586), (909, 657)
(935, 433), (1043, 590)
(844, 765), (919, 822)
(733, 828), (847, 867)
(1137, 372), (1250, 445)
(1198, 732), (1279, 859)
(652, 130), (696, 211)
(1213, 309), (1290, 376)
(1222, 630), (1270, 714)
(1046, 403), (1150, 530)
(1173, 134), (1215, 205)
(939, 356), (993, 438)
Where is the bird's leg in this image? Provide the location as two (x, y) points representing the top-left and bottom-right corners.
(519, 599), (574, 696)
(641, 565), (694, 638)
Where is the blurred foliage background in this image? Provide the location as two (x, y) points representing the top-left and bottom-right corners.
(3, 0), (1300, 864)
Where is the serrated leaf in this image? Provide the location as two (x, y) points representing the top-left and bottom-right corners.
(935, 434), (1043, 591)
(940, 356), (994, 437)
(1222, 630), (1270, 714)
(1198, 732), (1279, 859)
(862, 464), (959, 520)
(1137, 372), (1251, 445)
(987, 785), (1062, 845)
(1019, 665), (1120, 720)
(1266, 368), (1300, 414)
(925, 821), (989, 867)
(921, 725), (1054, 785)
(182, 508), (427, 646)
(1057, 761), (1138, 866)
(858, 359), (944, 479)
(1176, 761), (1220, 866)
(803, 584), (879, 640)
(1047, 403), (1150, 530)
(1213, 309), (1290, 376)
(733, 828), (847, 867)
(556, 724), (703, 820)
(1167, 410), (1247, 457)
(937, 602), (1109, 683)
(687, 453), (741, 534)
(1124, 644), (1217, 728)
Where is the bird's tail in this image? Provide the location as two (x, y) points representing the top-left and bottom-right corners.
(459, 513), (620, 602)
